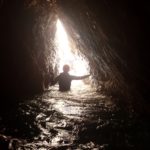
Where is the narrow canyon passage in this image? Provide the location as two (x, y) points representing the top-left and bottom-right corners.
(0, 0), (149, 149)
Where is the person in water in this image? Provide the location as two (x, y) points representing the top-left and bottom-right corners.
(53, 64), (90, 91)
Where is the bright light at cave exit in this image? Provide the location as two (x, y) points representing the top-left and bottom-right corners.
(55, 19), (89, 79)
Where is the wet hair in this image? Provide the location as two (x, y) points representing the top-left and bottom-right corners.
(63, 64), (70, 72)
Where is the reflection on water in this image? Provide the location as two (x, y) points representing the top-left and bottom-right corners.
(0, 83), (148, 149)
(46, 83), (106, 119)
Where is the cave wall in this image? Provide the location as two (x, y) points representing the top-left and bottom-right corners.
(0, 0), (56, 98)
(0, 0), (149, 100)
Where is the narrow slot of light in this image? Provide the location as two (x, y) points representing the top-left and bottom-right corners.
(55, 19), (89, 77)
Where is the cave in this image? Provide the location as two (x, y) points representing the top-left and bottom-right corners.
(0, 0), (150, 149)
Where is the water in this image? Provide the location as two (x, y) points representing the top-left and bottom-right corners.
(0, 83), (149, 149)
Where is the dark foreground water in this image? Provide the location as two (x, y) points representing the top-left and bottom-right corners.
(0, 82), (150, 150)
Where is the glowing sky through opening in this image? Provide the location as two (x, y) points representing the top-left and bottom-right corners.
(55, 19), (89, 77)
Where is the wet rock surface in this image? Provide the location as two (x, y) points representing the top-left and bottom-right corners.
(0, 85), (149, 150)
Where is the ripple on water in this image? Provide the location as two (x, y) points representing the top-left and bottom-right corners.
(0, 84), (122, 149)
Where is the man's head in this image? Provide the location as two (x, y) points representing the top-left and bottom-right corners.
(63, 64), (70, 73)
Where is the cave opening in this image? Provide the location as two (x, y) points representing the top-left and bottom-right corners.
(52, 18), (91, 90)
(55, 19), (90, 76)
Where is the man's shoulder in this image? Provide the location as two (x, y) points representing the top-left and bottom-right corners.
(59, 73), (64, 76)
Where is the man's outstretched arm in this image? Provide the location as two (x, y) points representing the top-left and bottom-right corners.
(71, 74), (90, 80)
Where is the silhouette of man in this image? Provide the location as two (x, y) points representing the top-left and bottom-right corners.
(53, 64), (90, 91)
